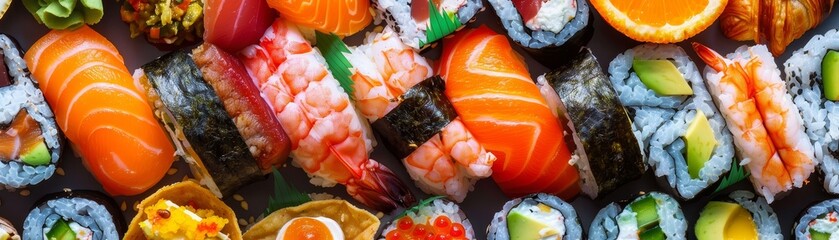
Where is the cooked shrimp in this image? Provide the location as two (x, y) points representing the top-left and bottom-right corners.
(693, 43), (816, 202)
(240, 19), (414, 212)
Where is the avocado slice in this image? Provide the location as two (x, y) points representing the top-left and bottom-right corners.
(810, 228), (831, 240)
(632, 59), (693, 96)
(639, 226), (666, 240)
(507, 204), (560, 239)
(46, 219), (76, 240)
(695, 201), (757, 240)
(629, 196), (659, 232)
(684, 110), (717, 179)
(822, 50), (839, 101)
(21, 141), (51, 166)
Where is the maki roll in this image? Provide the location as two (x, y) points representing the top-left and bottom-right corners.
(488, 0), (593, 68)
(381, 197), (474, 240)
(794, 199), (839, 240)
(125, 181), (242, 239)
(695, 190), (781, 240)
(135, 43), (292, 197)
(22, 190), (126, 240)
(589, 192), (688, 240)
(0, 217), (19, 240)
(0, 34), (63, 189)
(784, 29), (839, 195)
(486, 193), (582, 240)
(536, 48), (645, 198)
(693, 43), (817, 203)
(374, 0), (483, 49)
(608, 44), (738, 200)
(119, 0), (204, 48)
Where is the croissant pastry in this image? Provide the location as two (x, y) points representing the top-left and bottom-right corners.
(720, 0), (834, 56)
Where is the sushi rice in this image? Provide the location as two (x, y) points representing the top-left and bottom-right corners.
(486, 193), (582, 240)
(784, 29), (839, 194)
(727, 190), (782, 239)
(794, 199), (839, 240)
(380, 198), (474, 239)
(609, 44), (736, 199)
(488, 0), (590, 49)
(23, 194), (120, 239)
(590, 192), (688, 240)
(0, 34), (61, 190)
(374, 0), (483, 49)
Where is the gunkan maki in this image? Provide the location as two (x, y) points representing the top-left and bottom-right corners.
(22, 190), (126, 240)
(486, 193), (582, 240)
(589, 192), (688, 240)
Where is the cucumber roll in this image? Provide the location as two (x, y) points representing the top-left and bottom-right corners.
(0, 34), (63, 189)
(0, 217), (19, 240)
(135, 43), (292, 197)
(487, 0), (593, 68)
(784, 29), (839, 195)
(486, 193), (582, 240)
(608, 44), (739, 200)
(22, 190), (126, 240)
(381, 197), (474, 240)
(589, 192), (688, 240)
(536, 48), (645, 199)
(374, 0), (483, 50)
(794, 199), (839, 240)
(695, 190), (781, 240)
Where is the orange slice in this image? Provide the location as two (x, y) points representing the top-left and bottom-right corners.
(590, 0), (727, 43)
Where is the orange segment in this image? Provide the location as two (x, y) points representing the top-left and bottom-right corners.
(591, 0), (727, 43)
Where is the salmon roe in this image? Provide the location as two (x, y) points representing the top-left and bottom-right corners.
(385, 216), (468, 240)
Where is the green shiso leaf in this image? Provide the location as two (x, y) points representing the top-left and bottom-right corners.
(265, 169), (311, 216)
(23, 0), (102, 30)
(713, 159), (750, 194)
(316, 31), (356, 97)
(419, 0), (461, 47)
(395, 196), (445, 219)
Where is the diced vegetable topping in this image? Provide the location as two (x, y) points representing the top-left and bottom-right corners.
(386, 216), (468, 240)
(684, 110), (717, 179)
(119, 0), (204, 46)
(0, 111), (50, 166)
(633, 59), (694, 96)
(139, 199), (229, 240)
(821, 50), (839, 101)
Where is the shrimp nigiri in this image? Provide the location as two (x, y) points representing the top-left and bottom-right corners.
(693, 43), (816, 202)
(239, 19), (414, 212)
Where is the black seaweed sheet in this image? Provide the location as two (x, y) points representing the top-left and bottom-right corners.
(372, 76), (458, 159)
(30, 190), (127, 238)
(141, 50), (261, 196)
(544, 48), (645, 196)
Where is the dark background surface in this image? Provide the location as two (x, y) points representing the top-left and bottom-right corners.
(0, 0), (837, 239)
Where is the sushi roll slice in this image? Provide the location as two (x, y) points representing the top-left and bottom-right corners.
(374, 0), (483, 49)
(794, 199), (839, 240)
(0, 217), (19, 240)
(125, 181), (242, 239)
(23, 190), (126, 240)
(695, 190), (781, 240)
(589, 192), (688, 240)
(784, 30), (839, 195)
(381, 197), (474, 240)
(488, 0), (593, 68)
(608, 44), (738, 200)
(135, 43), (292, 197)
(119, 0), (204, 48)
(0, 34), (63, 190)
(486, 193), (582, 240)
(693, 43), (817, 203)
(536, 48), (645, 199)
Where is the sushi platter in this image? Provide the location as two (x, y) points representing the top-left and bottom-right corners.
(1, 0), (839, 239)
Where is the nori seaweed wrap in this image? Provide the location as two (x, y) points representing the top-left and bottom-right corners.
(136, 49), (262, 197)
(536, 48), (645, 199)
(794, 199), (839, 239)
(23, 190), (126, 240)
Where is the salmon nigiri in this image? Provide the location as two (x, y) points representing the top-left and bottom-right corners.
(24, 26), (175, 195)
(439, 25), (581, 199)
(265, 0), (372, 36)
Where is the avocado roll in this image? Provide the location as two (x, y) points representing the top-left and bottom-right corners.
(374, 0), (483, 50)
(608, 44), (739, 200)
(135, 43), (291, 197)
(784, 29), (839, 195)
(0, 217), (19, 240)
(486, 193), (582, 240)
(381, 197), (474, 239)
(589, 192), (688, 240)
(695, 190), (781, 240)
(22, 190), (125, 240)
(794, 199), (839, 240)
(0, 34), (63, 190)
(487, 0), (593, 68)
(536, 48), (645, 199)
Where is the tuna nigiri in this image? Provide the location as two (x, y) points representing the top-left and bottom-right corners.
(203, 0), (275, 52)
(24, 26), (176, 195)
(439, 25), (580, 199)
(265, 0), (372, 36)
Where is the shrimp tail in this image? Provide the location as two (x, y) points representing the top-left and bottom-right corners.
(346, 160), (417, 212)
(692, 42), (728, 72)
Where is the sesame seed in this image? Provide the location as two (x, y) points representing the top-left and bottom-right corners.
(238, 218), (248, 226)
(121, 201), (127, 211)
(56, 167), (65, 176)
(167, 168), (178, 175)
(233, 194), (244, 201)
(241, 201), (249, 211)
(19, 190), (30, 197)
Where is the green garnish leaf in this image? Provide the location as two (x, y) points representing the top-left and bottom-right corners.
(265, 169), (311, 215)
(23, 0), (103, 30)
(316, 31), (356, 97)
(395, 196), (445, 219)
(713, 159), (750, 194)
(420, 0), (462, 47)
